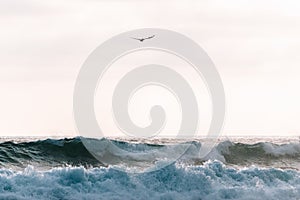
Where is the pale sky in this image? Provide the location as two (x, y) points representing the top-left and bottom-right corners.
(0, 0), (300, 137)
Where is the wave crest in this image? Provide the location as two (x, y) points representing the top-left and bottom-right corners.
(0, 138), (300, 170)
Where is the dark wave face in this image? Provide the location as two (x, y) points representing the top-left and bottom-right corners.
(0, 138), (101, 169)
(0, 137), (300, 170)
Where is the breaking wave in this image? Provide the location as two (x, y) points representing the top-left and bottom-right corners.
(1, 137), (300, 199)
(0, 138), (300, 170)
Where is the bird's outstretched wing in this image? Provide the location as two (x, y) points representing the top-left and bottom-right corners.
(131, 37), (142, 41)
(145, 35), (155, 40)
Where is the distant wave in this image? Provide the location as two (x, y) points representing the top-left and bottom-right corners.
(216, 141), (300, 169)
(0, 161), (299, 200)
(0, 138), (300, 170)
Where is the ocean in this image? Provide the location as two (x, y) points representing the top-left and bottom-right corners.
(0, 136), (300, 200)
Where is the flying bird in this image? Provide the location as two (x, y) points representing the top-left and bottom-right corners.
(131, 35), (155, 42)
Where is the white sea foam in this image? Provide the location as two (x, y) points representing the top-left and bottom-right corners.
(0, 161), (299, 200)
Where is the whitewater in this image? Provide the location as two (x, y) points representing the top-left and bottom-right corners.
(0, 137), (300, 199)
